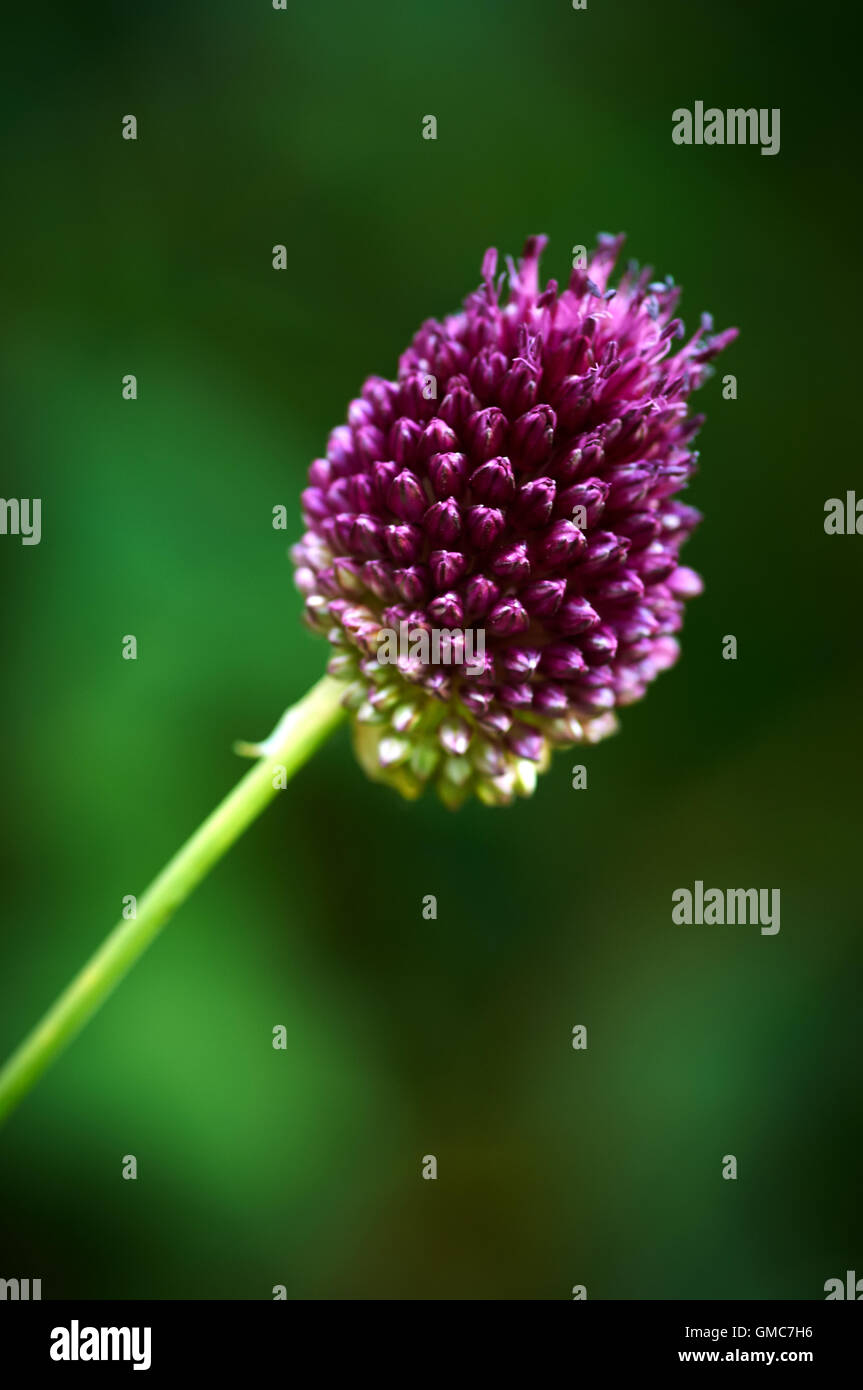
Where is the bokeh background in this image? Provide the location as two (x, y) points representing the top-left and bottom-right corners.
(1, 0), (860, 1300)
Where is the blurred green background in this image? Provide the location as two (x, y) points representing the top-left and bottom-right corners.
(1, 0), (860, 1300)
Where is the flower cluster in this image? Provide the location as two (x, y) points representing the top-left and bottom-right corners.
(292, 235), (736, 806)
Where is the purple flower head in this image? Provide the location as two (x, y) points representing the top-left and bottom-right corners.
(292, 235), (736, 807)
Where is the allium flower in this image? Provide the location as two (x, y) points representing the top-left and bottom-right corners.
(293, 236), (736, 807)
(0, 237), (738, 1125)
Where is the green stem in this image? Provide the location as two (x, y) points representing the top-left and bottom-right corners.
(0, 675), (346, 1127)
